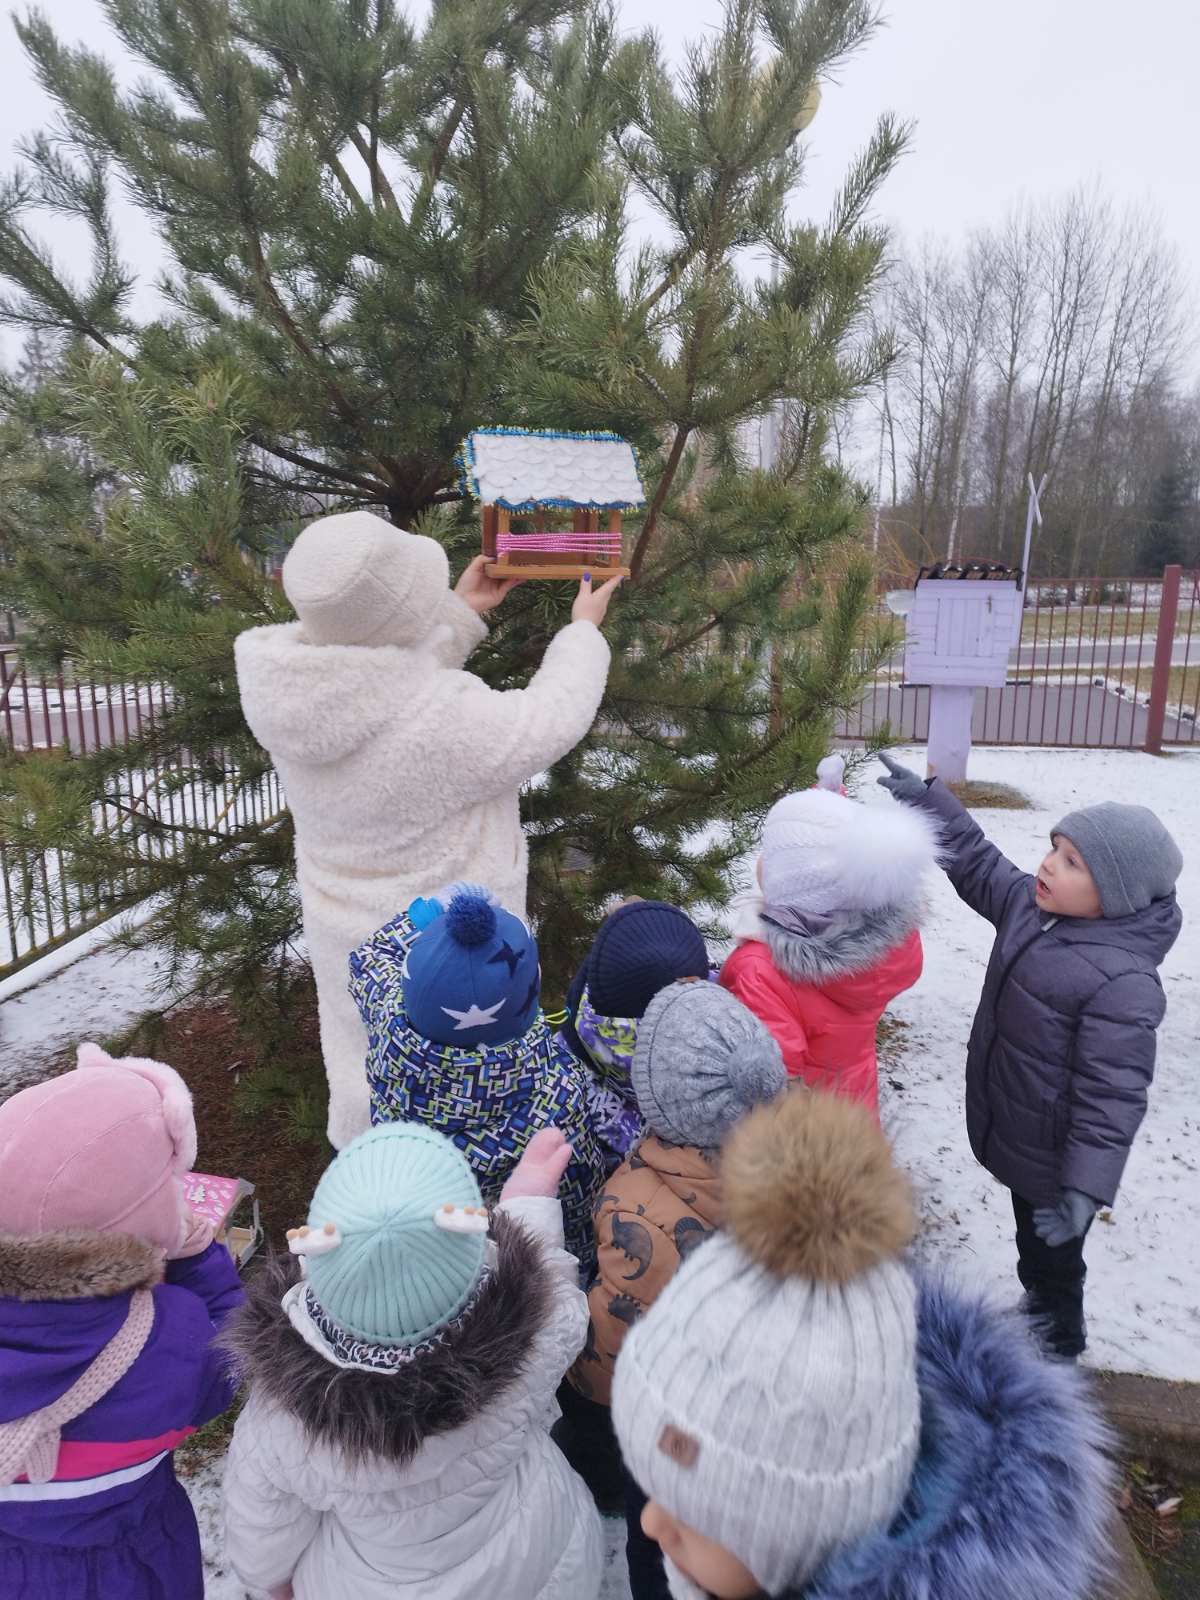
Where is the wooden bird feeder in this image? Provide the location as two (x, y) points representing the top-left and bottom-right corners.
(457, 426), (645, 581)
(899, 565), (1024, 784)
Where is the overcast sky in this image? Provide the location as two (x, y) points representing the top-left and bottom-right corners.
(1, 0), (1197, 354)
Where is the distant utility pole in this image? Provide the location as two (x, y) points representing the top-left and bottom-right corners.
(1016, 472), (1046, 636)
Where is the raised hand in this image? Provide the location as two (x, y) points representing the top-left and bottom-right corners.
(501, 1127), (574, 1201)
(876, 751), (928, 804)
(571, 571), (624, 628)
(454, 554), (523, 615)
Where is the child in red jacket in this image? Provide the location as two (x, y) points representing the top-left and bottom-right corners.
(720, 756), (940, 1111)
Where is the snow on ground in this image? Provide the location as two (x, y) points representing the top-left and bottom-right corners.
(866, 745), (1198, 1384)
(0, 939), (174, 1092)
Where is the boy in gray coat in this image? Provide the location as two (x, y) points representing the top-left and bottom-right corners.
(878, 755), (1182, 1358)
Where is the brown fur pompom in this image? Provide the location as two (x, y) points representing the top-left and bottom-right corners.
(722, 1089), (916, 1283)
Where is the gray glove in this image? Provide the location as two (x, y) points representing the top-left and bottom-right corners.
(1033, 1188), (1099, 1247)
(876, 751), (929, 804)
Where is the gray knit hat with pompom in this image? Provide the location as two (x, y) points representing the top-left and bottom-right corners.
(612, 1091), (920, 1596)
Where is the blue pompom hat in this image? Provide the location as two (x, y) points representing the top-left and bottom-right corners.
(297, 1122), (488, 1347)
(402, 887), (541, 1048)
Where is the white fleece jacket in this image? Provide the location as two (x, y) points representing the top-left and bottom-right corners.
(221, 1196), (603, 1600)
(235, 594), (611, 1146)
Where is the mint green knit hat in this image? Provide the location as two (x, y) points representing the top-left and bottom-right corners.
(295, 1123), (488, 1347)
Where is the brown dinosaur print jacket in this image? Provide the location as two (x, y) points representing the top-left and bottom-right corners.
(567, 1136), (723, 1405)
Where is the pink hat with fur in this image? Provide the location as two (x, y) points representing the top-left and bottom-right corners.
(0, 1043), (197, 1255)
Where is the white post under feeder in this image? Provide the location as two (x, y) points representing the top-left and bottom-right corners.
(888, 569), (1024, 784)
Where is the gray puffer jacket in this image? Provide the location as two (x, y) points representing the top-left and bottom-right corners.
(914, 781), (1181, 1207)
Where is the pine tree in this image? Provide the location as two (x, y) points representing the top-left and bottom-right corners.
(0, 0), (904, 1014)
(1137, 463), (1193, 576)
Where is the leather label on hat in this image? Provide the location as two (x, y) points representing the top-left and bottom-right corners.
(658, 1423), (700, 1468)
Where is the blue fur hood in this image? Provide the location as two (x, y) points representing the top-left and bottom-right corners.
(793, 1278), (1113, 1600)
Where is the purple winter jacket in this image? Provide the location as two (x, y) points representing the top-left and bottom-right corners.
(0, 1231), (244, 1600)
(915, 780), (1181, 1207)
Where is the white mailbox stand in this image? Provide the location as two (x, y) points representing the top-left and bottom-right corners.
(903, 579), (1023, 783)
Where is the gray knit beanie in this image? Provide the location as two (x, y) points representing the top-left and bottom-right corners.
(612, 1091), (920, 1597)
(1052, 803), (1182, 918)
(630, 980), (786, 1148)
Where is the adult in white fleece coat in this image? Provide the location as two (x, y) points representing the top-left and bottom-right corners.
(220, 1193), (602, 1600)
(235, 510), (615, 1146)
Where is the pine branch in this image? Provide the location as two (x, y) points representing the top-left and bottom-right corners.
(247, 435), (384, 495)
(630, 425), (691, 580)
(409, 97), (467, 232)
(348, 127), (401, 214)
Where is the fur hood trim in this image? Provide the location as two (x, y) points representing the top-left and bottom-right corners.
(220, 1210), (552, 1466)
(0, 1230), (164, 1301)
(733, 893), (920, 983)
(794, 1278), (1114, 1600)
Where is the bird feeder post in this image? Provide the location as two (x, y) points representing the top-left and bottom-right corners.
(900, 574), (1024, 785)
(926, 687), (975, 784)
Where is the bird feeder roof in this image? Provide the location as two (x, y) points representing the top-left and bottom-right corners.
(457, 427), (646, 512)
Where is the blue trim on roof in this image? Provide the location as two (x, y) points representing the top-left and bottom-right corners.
(455, 425), (647, 512)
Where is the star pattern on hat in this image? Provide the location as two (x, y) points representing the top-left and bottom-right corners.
(520, 975), (540, 1016)
(487, 941), (525, 979)
(440, 998), (507, 1032)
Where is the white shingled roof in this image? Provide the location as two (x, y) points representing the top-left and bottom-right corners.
(461, 428), (645, 510)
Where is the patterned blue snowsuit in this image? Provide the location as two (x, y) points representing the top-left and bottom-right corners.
(351, 911), (604, 1273)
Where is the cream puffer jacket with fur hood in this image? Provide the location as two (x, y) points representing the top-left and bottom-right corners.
(220, 1195), (602, 1600)
(235, 513), (611, 1148)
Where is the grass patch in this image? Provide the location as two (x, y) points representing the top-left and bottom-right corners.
(947, 780), (1032, 810)
(1122, 1458), (1200, 1600)
(175, 1389), (245, 1478)
(1104, 665), (1198, 716)
(876, 1013), (910, 1061)
(1020, 608), (1161, 643)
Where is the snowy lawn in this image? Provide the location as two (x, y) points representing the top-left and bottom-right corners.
(0, 940), (172, 1092)
(866, 745), (1198, 1385)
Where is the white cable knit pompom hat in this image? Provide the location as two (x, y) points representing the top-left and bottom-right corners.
(612, 1091), (921, 1596)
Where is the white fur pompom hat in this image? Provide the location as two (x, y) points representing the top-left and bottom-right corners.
(760, 780), (941, 917)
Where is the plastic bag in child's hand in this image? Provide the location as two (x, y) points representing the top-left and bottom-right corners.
(876, 752), (927, 803)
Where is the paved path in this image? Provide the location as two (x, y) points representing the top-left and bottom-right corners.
(840, 681), (1198, 747)
(880, 639), (1194, 673)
